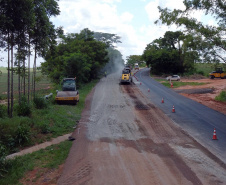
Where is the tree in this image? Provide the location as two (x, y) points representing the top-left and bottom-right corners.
(0, 0), (35, 117)
(31, 0), (60, 99)
(155, 0), (225, 64)
(142, 31), (196, 75)
(0, 0), (60, 117)
(42, 28), (109, 86)
(126, 55), (143, 67)
(93, 32), (121, 48)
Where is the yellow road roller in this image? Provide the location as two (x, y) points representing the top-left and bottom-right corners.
(55, 78), (79, 105)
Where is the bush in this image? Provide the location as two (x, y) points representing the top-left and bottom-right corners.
(33, 96), (48, 109)
(15, 124), (31, 146)
(0, 117), (32, 152)
(0, 105), (7, 118)
(215, 91), (226, 102)
(0, 143), (8, 178)
(15, 96), (31, 117)
(197, 71), (204, 76)
(36, 121), (51, 134)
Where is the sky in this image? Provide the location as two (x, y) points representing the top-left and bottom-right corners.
(0, 0), (214, 67)
(50, 0), (186, 62)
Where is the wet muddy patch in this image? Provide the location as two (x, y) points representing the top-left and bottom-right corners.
(135, 100), (150, 110)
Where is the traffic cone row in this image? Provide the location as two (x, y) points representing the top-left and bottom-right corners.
(133, 71), (139, 81)
(159, 98), (175, 112)
(133, 75), (139, 81)
(133, 69), (217, 141)
(160, 98), (218, 140)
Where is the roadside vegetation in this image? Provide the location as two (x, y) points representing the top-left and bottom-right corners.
(215, 91), (226, 102)
(0, 79), (98, 180)
(195, 63), (226, 77)
(155, 79), (207, 88)
(0, 141), (72, 185)
(0, 67), (49, 97)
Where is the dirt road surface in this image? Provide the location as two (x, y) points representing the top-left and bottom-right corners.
(175, 78), (226, 115)
(58, 72), (226, 185)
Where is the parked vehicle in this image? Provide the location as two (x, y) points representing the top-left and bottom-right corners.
(166, 75), (180, 81)
(55, 78), (79, 105)
(209, 67), (226, 79)
(134, 63), (139, 70)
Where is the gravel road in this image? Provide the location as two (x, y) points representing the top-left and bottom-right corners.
(58, 71), (226, 185)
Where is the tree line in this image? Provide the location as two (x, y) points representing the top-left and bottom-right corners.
(0, 0), (60, 117)
(127, 0), (225, 75)
(0, 2), (124, 118)
(41, 28), (124, 87)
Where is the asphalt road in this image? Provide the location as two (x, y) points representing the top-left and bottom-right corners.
(134, 68), (226, 163)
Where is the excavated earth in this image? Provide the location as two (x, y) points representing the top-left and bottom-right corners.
(55, 72), (226, 185)
(174, 78), (226, 115)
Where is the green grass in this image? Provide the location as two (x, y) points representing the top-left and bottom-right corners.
(0, 141), (72, 185)
(195, 63), (226, 77)
(215, 91), (226, 102)
(0, 79), (98, 153)
(155, 79), (207, 88)
(0, 79), (98, 184)
(0, 67), (50, 96)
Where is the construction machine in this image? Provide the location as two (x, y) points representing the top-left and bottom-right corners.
(55, 78), (79, 105)
(134, 63), (139, 70)
(209, 67), (226, 79)
(120, 67), (132, 84)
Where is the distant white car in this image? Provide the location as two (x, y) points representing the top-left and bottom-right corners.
(166, 75), (180, 81)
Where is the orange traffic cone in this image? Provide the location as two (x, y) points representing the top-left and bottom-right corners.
(161, 98), (164, 103)
(212, 128), (218, 140)
(172, 105), (175, 113)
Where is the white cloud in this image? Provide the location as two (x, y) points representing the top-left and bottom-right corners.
(102, 0), (121, 3)
(163, 0), (185, 10)
(120, 12), (134, 23)
(145, 0), (186, 23)
(50, 0), (142, 60)
(207, 19), (217, 26)
(145, 0), (160, 22)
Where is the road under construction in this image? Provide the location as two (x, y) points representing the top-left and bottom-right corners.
(58, 69), (226, 185)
